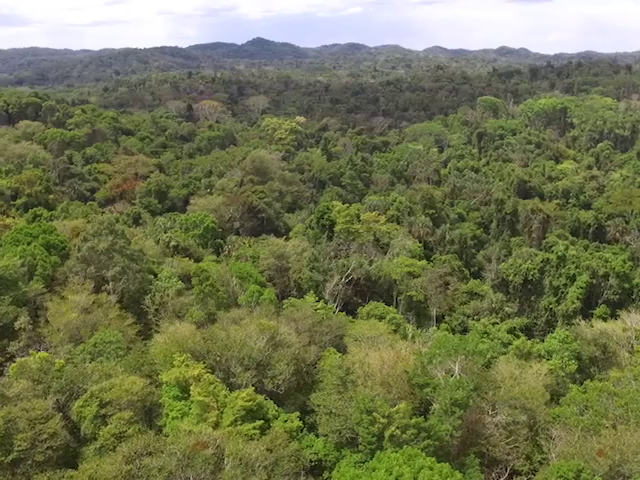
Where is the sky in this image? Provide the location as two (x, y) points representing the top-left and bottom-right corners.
(0, 0), (639, 53)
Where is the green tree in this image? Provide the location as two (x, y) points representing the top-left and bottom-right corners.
(72, 375), (157, 442)
(150, 212), (223, 260)
(159, 355), (230, 434)
(551, 355), (640, 479)
(332, 447), (463, 480)
(45, 281), (137, 352)
(0, 220), (69, 286)
(0, 399), (75, 477)
(203, 300), (347, 410)
(69, 216), (153, 319)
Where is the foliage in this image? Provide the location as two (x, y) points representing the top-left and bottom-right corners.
(331, 447), (464, 480)
(3, 54), (640, 479)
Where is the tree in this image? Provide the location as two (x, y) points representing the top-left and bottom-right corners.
(0, 220), (70, 286)
(35, 128), (85, 158)
(357, 302), (409, 334)
(192, 128), (237, 155)
(476, 96), (509, 119)
(159, 354), (230, 434)
(187, 149), (306, 237)
(476, 357), (551, 477)
(550, 355), (640, 479)
(69, 216), (153, 319)
(165, 100), (187, 117)
(194, 100), (229, 123)
(260, 117), (305, 152)
(0, 399), (75, 477)
(69, 433), (171, 479)
(537, 461), (601, 480)
(244, 95), (270, 120)
(203, 299), (347, 410)
(72, 375), (157, 443)
(135, 173), (187, 215)
(144, 268), (194, 327)
(409, 329), (504, 459)
(332, 447), (463, 480)
(96, 155), (156, 206)
(310, 321), (426, 459)
(0, 137), (51, 175)
(5, 168), (60, 212)
(0, 91), (44, 125)
(45, 281), (137, 351)
(150, 212), (224, 260)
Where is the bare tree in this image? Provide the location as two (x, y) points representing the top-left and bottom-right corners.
(244, 95), (270, 119)
(194, 100), (229, 123)
(165, 100), (187, 117)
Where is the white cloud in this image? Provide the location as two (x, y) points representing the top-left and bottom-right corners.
(2, 0), (379, 23)
(0, 0), (639, 53)
(338, 6), (365, 15)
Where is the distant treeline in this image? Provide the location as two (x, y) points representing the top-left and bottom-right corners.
(1, 36), (640, 87)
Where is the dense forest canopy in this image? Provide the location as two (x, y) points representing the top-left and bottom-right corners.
(2, 37), (640, 87)
(1, 42), (640, 479)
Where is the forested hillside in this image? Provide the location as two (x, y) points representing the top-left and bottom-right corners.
(2, 37), (640, 87)
(2, 55), (640, 480)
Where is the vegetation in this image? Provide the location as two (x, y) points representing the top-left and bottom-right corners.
(2, 42), (640, 479)
(3, 37), (640, 87)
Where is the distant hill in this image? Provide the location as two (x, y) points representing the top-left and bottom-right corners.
(1, 37), (639, 86)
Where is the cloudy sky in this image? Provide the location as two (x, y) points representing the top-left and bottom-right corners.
(0, 0), (638, 53)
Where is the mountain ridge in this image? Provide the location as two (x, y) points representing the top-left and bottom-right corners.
(2, 37), (639, 87)
(3, 37), (640, 57)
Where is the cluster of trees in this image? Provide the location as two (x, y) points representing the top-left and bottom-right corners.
(3, 71), (640, 479)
